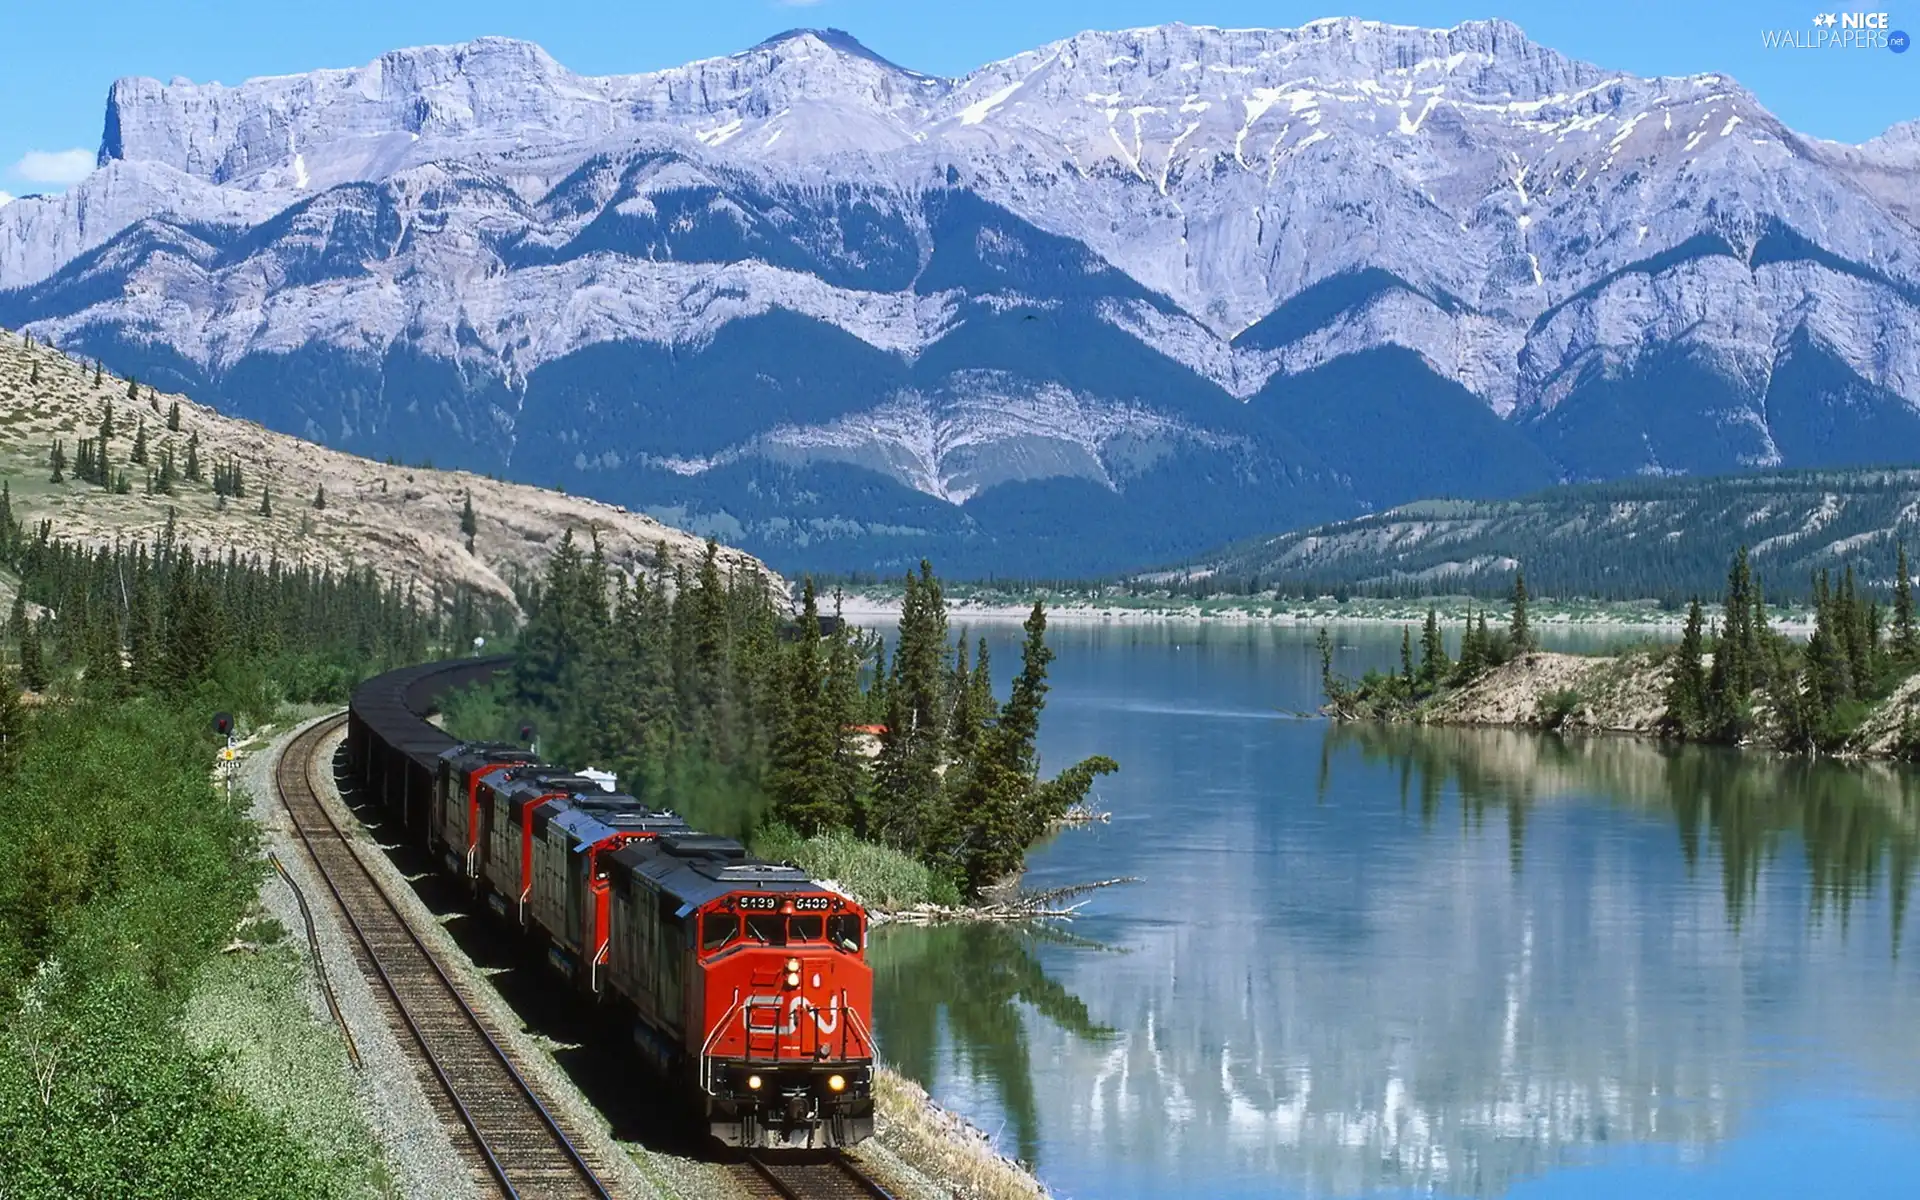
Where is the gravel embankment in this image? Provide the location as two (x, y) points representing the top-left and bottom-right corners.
(240, 717), (477, 1200)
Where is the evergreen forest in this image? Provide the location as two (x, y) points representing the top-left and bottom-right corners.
(492, 535), (1119, 897)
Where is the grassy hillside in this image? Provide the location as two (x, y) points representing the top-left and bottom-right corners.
(0, 328), (775, 611)
(1180, 469), (1920, 603)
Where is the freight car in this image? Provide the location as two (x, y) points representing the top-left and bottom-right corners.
(345, 657), (876, 1148)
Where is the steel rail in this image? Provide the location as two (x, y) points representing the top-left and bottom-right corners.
(275, 713), (614, 1199)
(739, 1153), (898, 1200)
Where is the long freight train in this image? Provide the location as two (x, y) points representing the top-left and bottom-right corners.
(344, 657), (876, 1149)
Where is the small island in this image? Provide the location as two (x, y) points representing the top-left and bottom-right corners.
(1320, 549), (1920, 760)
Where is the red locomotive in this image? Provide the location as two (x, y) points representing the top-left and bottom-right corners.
(347, 660), (875, 1148)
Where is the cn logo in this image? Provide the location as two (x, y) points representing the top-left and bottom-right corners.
(744, 993), (842, 1034)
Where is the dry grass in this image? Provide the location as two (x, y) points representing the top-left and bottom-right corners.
(864, 1068), (1048, 1200)
(0, 329), (778, 611)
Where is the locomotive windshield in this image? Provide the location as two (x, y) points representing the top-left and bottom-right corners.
(698, 907), (864, 954)
(744, 913), (786, 946)
(701, 911), (739, 951)
(828, 913), (862, 952)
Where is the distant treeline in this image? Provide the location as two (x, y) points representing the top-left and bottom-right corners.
(1184, 470), (1920, 605)
(820, 469), (1920, 606)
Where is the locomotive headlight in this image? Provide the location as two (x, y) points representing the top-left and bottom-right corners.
(827, 1074), (846, 1093)
(785, 957), (801, 988)
(747, 1074), (763, 1091)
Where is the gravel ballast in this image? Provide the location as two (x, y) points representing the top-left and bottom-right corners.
(239, 716), (478, 1200)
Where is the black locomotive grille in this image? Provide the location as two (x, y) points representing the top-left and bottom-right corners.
(282, 714), (614, 1199)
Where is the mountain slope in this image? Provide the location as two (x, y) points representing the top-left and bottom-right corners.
(0, 329), (773, 610)
(1186, 468), (1920, 602)
(3, 20), (1919, 575)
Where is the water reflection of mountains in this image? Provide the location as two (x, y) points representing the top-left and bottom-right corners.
(878, 725), (1920, 1200)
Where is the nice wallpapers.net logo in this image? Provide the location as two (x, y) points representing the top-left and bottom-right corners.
(1763, 12), (1911, 50)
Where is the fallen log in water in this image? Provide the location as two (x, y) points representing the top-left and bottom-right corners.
(880, 877), (1138, 925)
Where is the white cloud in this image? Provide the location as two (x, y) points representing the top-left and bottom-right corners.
(13, 148), (96, 185)
(0, 191), (14, 208)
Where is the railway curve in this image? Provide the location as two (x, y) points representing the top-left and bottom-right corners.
(275, 713), (619, 1200)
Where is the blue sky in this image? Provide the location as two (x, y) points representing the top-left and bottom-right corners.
(2, 0), (1915, 199)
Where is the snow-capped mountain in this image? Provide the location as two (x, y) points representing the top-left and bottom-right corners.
(4, 20), (1918, 575)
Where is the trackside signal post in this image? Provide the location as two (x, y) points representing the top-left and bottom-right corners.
(213, 711), (237, 800)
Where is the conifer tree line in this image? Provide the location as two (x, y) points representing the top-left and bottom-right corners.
(0, 482), (512, 708)
(1662, 545), (1920, 751)
(508, 542), (1116, 896)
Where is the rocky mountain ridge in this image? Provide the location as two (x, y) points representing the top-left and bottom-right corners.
(3, 19), (1918, 575)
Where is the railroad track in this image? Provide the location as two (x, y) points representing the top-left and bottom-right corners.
(275, 714), (617, 1200)
(733, 1153), (898, 1200)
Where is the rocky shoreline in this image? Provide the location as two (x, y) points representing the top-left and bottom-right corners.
(1370, 648), (1920, 760)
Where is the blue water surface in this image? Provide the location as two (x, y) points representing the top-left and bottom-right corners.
(866, 619), (1920, 1199)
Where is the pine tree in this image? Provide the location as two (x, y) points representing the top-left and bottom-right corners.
(768, 580), (841, 834)
(28, 361), (39, 386)
(167, 400), (181, 432)
(185, 434), (201, 481)
(1453, 608), (1486, 684)
(157, 448), (176, 494)
(258, 485), (272, 518)
(48, 440), (66, 484)
(1419, 607), (1449, 689)
(951, 602), (1115, 894)
(1318, 625), (1337, 702)
(99, 402), (114, 446)
(18, 618), (47, 691)
(1663, 599), (1707, 736)
(874, 563), (952, 854)
(1896, 542), (1917, 665)
(84, 607), (127, 700)
(1400, 626), (1415, 690)
(93, 359), (103, 387)
(313, 484), (327, 510)
(1509, 569), (1533, 655)
(461, 491), (477, 552)
(130, 418), (148, 465)
(125, 377), (138, 402)
(148, 385), (160, 414)
(0, 662), (23, 777)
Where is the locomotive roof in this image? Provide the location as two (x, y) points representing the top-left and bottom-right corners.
(485, 765), (604, 798)
(607, 833), (825, 909)
(349, 656), (512, 773)
(439, 742), (534, 771)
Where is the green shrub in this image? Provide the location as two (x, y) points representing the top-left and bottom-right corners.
(753, 825), (963, 911)
(0, 698), (347, 1198)
(1536, 688), (1583, 731)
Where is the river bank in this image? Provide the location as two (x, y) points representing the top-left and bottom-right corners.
(836, 592), (1817, 634)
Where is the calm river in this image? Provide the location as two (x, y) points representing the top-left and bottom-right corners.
(866, 619), (1920, 1199)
